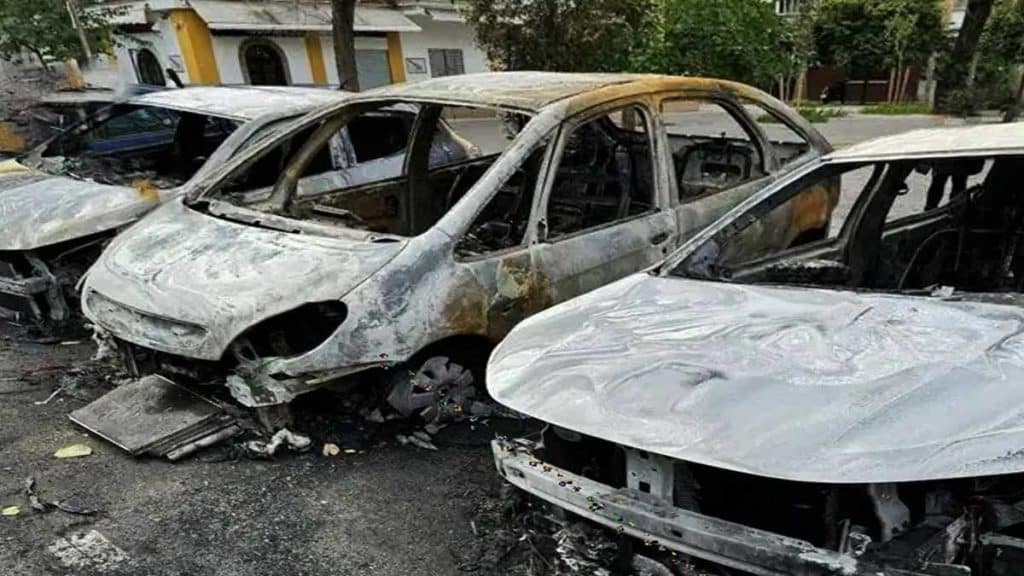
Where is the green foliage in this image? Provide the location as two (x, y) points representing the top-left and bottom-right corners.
(637, 0), (792, 88)
(0, 0), (117, 67)
(758, 106), (847, 123)
(462, 0), (659, 73)
(859, 102), (934, 115)
(972, 0), (1024, 108)
(814, 0), (944, 77)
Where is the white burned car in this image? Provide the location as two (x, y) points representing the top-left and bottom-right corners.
(0, 86), (353, 322)
(489, 122), (1024, 575)
(80, 72), (830, 422)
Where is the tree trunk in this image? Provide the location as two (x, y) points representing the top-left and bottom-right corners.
(888, 68), (897, 103)
(1003, 67), (1024, 122)
(330, 0), (359, 91)
(898, 66), (912, 102)
(935, 0), (996, 110)
(795, 68), (807, 103)
(28, 46), (51, 73)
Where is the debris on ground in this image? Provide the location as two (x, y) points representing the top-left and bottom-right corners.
(25, 477), (99, 516)
(2, 506), (20, 517)
(322, 443), (341, 457)
(48, 530), (129, 571)
(395, 432), (438, 451)
(69, 375), (240, 460)
(53, 444), (93, 459)
(244, 428), (312, 458)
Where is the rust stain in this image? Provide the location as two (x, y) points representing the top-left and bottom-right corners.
(487, 262), (554, 340)
(0, 123), (26, 153)
(133, 180), (161, 203)
(789, 183), (833, 242)
(443, 284), (489, 335)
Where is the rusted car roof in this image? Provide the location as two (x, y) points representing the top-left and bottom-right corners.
(828, 121), (1024, 162)
(360, 72), (765, 112)
(127, 86), (346, 121)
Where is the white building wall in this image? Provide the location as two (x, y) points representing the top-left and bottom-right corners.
(114, 18), (186, 86)
(211, 35), (316, 85)
(109, 10), (489, 88)
(399, 17), (488, 83)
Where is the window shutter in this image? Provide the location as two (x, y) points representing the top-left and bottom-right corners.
(446, 49), (465, 75)
(428, 49), (446, 77)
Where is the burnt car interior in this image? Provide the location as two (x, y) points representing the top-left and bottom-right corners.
(204, 103), (520, 239)
(544, 106), (657, 240)
(205, 101), (666, 252)
(37, 104), (239, 188)
(661, 98), (772, 200)
(677, 154), (1024, 299)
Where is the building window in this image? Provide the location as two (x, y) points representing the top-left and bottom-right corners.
(776, 0), (815, 15)
(240, 39), (291, 86)
(135, 49), (165, 86)
(428, 48), (465, 77)
(356, 49), (392, 90)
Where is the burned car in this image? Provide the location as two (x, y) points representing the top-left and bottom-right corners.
(80, 72), (829, 424)
(488, 122), (1024, 575)
(0, 86), (351, 322)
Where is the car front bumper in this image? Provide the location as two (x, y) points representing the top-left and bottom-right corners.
(491, 439), (941, 576)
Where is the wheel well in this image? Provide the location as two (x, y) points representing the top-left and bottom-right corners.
(407, 334), (495, 380)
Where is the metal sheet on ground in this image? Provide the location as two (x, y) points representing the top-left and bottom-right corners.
(69, 374), (232, 456)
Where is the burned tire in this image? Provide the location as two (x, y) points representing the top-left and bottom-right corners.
(386, 355), (484, 424)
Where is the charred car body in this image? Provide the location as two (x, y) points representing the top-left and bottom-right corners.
(489, 122), (1024, 575)
(0, 86), (351, 322)
(80, 72), (830, 421)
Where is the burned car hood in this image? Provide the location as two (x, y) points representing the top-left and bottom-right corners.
(0, 170), (159, 250)
(83, 201), (407, 360)
(488, 274), (1024, 484)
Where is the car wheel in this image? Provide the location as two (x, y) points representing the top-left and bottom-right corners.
(386, 355), (481, 424)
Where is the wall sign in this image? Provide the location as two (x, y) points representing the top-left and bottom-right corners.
(405, 57), (427, 75)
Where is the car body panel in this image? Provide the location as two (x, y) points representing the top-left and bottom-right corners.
(488, 273), (1024, 484)
(84, 200), (406, 360)
(0, 172), (158, 251)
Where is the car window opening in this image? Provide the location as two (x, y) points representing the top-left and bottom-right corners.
(207, 102), (533, 240)
(660, 98), (770, 200)
(35, 104), (239, 189)
(546, 106), (657, 239)
(673, 154), (1024, 300)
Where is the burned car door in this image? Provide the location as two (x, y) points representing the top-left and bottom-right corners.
(451, 137), (552, 339)
(532, 101), (677, 303)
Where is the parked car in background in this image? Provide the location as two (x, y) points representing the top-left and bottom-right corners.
(79, 72), (830, 425)
(0, 86), (353, 323)
(488, 122), (1024, 576)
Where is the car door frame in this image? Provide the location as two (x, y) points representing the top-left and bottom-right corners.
(653, 90), (785, 241)
(529, 94), (678, 306)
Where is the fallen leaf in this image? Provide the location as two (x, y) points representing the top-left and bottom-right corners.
(322, 443), (340, 457)
(54, 444), (93, 459)
(2, 506), (20, 516)
(0, 158), (28, 174)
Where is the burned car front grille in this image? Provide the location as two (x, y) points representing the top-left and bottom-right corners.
(85, 290), (207, 351)
(496, 428), (1024, 576)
